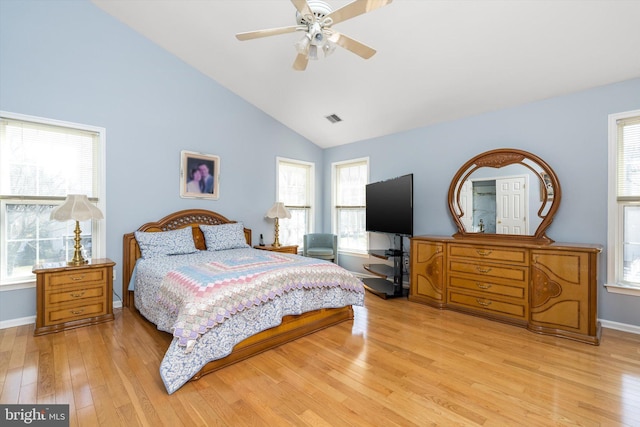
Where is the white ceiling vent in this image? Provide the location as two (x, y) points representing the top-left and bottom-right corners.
(325, 114), (342, 124)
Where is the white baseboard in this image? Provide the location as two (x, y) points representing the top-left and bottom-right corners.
(0, 315), (35, 330)
(600, 319), (640, 335)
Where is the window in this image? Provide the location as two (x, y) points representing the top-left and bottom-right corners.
(276, 157), (314, 248)
(607, 109), (640, 296)
(332, 158), (368, 253)
(0, 112), (105, 289)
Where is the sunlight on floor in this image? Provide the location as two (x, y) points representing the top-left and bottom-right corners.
(622, 374), (640, 424)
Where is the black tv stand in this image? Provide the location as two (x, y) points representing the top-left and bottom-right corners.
(362, 276), (404, 299)
(362, 236), (407, 299)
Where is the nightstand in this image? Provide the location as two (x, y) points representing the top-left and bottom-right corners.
(33, 258), (115, 336)
(254, 245), (299, 255)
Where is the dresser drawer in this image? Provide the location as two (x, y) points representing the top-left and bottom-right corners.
(44, 301), (107, 325)
(448, 290), (526, 319)
(448, 275), (526, 299)
(449, 244), (528, 265)
(46, 283), (106, 306)
(46, 269), (106, 288)
(449, 260), (528, 283)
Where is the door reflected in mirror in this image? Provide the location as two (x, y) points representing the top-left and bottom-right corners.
(460, 177), (531, 234)
(458, 169), (544, 235)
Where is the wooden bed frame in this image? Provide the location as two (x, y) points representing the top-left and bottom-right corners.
(122, 209), (355, 382)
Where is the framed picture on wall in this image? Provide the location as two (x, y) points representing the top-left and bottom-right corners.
(180, 150), (220, 199)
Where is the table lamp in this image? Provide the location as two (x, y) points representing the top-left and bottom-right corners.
(265, 202), (291, 247)
(50, 194), (103, 266)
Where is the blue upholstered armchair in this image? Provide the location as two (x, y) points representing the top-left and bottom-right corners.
(303, 233), (337, 263)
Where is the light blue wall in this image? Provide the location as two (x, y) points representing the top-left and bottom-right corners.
(1, 0), (639, 328)
(324, 77), (640, 327)
(0, 0), (323, 321)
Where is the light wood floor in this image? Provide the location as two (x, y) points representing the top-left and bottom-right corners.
(1, 293), (640, 426)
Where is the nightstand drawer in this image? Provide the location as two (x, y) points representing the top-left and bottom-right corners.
(45, 301), (107, 325)
(46, 269), (106, 288)
(47, 283), (106, 305)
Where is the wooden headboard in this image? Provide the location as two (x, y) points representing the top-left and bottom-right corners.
(122, 209), (252, 307)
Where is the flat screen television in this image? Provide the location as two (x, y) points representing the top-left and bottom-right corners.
(365, 173), (413, 237)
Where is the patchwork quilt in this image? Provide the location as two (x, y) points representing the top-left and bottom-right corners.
(132, 248), (364, 393)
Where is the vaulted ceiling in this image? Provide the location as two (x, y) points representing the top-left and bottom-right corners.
(92, 0), (640, 148)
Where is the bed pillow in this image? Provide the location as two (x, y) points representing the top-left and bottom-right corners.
(134, 227), (198, 259)
(200, 223), (249, 251)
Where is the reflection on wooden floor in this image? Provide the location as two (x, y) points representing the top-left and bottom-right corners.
(1, 293), (639, 426)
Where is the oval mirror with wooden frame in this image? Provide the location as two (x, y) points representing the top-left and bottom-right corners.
(448, 148), (561, 244)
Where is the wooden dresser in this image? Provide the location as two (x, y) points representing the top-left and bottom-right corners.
(33, 258), (115, 336)
(410, 236), (602, 344)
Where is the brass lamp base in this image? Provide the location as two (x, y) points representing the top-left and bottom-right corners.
(68, 220), (89, 266)
(272, 218), (282, 248)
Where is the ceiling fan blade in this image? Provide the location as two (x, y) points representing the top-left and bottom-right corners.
(236, 26), (299, 41)
(331, 33), (377, 59)
(325, 0), (392, 26)
(292, 53), (309, 71)
(290, 0), (315, 22)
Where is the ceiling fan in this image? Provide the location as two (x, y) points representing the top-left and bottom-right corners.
(235, 0), (393, 71)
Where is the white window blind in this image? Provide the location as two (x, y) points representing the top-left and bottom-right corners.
(617, 116), (640, 200)
(335, 160), (367, 208)
(0, 118), (99, 197)
(278, 160), (311, 208)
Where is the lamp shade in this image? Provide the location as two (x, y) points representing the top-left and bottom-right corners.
(265, 202), (291, 219)
(50, 194), (103, 221)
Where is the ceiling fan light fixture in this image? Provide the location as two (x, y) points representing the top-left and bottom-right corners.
(308, 44), (319, 60)
(295, 34), (311, 54)
(322, 41), (336, 56)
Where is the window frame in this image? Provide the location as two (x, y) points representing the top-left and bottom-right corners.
(332, 157), (369, 255)
(606, 108), (640, 297)
(0, 111), (106, 291)
(276, 157), (314, 248)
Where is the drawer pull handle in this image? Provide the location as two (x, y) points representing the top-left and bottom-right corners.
(70, 275), (86, 281)
(476, 282), (492, 289)
(476, 266), (492, 274)
(476, 298), (492, 307)
(70, 291), (86, 298)
(476, 250), (492, 256)
(70, 309), (84, 315)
